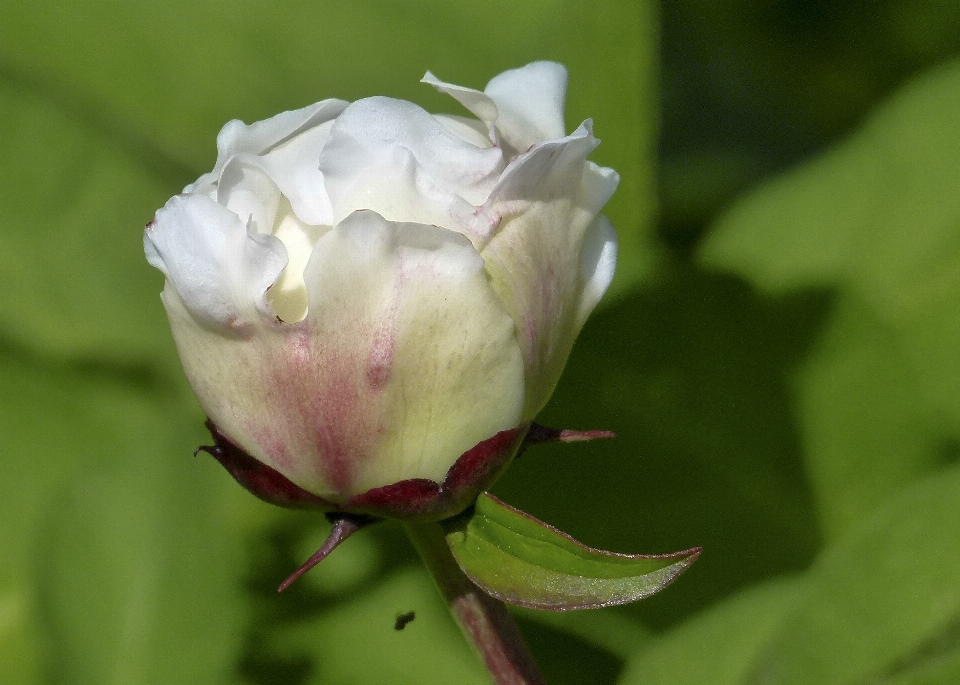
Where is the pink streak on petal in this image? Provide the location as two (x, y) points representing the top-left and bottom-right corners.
(366, 296), (397, 392)
(522, 261), (560, 386)
(247, 325), (377, 496)
(252, 431), (295, 474)
(308, 331), (377, 492)
(257, 281), (403, 497)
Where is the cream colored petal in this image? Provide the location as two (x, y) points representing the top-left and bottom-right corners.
(481, 124), (619, 417)
(174, 210), (525, 501)
(290, 210), (526, 497)
(158, 286), (298, 472)
(266, 201), (329, 324)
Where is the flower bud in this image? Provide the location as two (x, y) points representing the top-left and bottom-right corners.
(145, 62), (618, 521)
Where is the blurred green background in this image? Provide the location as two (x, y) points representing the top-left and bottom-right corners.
(3, 0), (960, 683)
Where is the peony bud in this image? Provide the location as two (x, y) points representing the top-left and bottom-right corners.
(145, 62), (618, 522)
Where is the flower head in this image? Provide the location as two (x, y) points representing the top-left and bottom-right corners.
(145, 62), (618, 521)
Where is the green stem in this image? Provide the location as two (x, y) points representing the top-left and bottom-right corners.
(404, 522), (546, 685)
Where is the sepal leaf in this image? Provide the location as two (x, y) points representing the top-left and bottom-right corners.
(444, 493), (700, 610)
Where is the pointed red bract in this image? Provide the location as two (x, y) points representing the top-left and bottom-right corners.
(522, 423), (616, 446)
(278, 514), (377, 592)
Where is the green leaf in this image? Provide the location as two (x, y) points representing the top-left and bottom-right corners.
(619, 575), (806, 685)
(444, 494), (700, 610)
(743, 464), (960, 685)
(880, 646), (960, 685)
(268, 565), (490, 685)
(701, 58), (960, 430)
(0, 353), (246, 685)
(38, 450), (243, 685)
(0, 83), (177, 364)
(791, 292), (944, 541)
(37, 430), (246, 685)
(698, 58), (960, 540)
(700, 57), (960, 299)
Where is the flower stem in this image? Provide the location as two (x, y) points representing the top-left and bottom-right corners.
(404, 522), (546, 685)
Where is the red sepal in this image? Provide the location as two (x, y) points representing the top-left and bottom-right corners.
(197, 421), (337, 511)
(345, 427), (527, 520)
(199, 421), (612, 522)
(199, 421), (527, 521)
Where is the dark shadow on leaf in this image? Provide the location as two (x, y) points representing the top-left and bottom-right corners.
(493, 258), (831, 630)
(514, 616), (623, 685)
(0, 325), (172, 396)
(237, 514), (416, 685)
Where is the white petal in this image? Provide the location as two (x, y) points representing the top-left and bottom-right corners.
(422, 71), (499, 132)
(320, 96), (505, 221)
(485, 61), (568, 153)
(577, 214), (618, 329)
(433, 114), (495, 149)
(184, 100), (347, 224)
(490, 121), (599, 203)
(216, 158), (282, 235)
(212, 99), (348, 172)
(581, 160), (621, 215)
(324, 142), (492, 244)
(480, 123), (619, 417)
(144, 194), (287, 327)
(257, 120), (337, 226)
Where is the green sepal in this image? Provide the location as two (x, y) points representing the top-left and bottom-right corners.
(443, 493), (700, 611)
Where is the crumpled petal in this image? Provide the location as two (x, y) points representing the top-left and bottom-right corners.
(191, 99), (348, 188)
(432, 114), (495, 149)
(186, 100), (347, 226)
(319, 96), (505, 241)
(217, 158), (282, 235)
(422, 70), (499, 133)
(145, 193), (287, 328)
(253, 120), (338, 226)
(480, 122), (620, 417)
(484, 61), (568, 153)
(424, 62), (568, 156)
(165, 210), (526, 501)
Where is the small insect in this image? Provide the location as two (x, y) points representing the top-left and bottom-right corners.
(393, 611), (416, 631)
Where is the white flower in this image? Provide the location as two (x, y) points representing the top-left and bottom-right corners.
(144, 62), (618, 516)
